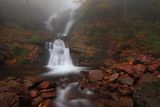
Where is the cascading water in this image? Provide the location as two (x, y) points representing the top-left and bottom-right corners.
(47, 39), (73, 67)
(62, 10), (75, 37)
(45, 0), (86, 75)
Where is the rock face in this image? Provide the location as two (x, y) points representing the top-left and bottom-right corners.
(88, 70), (104, 81)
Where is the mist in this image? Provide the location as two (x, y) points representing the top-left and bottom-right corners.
(0, 0), (81, 25)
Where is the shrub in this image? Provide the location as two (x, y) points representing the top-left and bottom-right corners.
(27, 35), (41, 44)
(144, 35), (160, 51)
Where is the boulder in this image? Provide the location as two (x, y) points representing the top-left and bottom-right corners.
(118, 76), (134, 85)
(132, 64), (146, 78)
(148, 60), (160, 72)
(115, 62), (133, 74)
(108, 73), (119, 82)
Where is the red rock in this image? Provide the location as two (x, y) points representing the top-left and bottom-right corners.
(115, 62), (133, 74)
(30, 89), (39, 98)
(148, 61), (160, 72)
(135, 54), (155, 64)
(118, 76), (134, 85)
(88, 70), (104, 81)
(108, 73), (119, 82)
(41, 92), (56, 99)
(40, 88), (55, 93)
(133, 64), (146, 78)
(118, 88), (132, 96)
(39, 99), (53, 107)
(119, 97), (133, 107)
(38, 81), (51, 89)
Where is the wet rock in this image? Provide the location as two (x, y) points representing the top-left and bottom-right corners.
(108, 73), (119, 82)
(118, 76), (134, 85)
(39, 99), (53, 107)
(24, 76), (43, 88)
(38, 81), (50, 89)
(38, 81), (56, 90)
(41, 92), (56, 99)
(40, 88), (55, 93)
(88, 70), (104, 81)
(0, 92), (19, 107)
(32, 97), (43, 106)
(30, 89), (39, 98)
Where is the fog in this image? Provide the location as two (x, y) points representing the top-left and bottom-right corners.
(0, 0), (82, 23)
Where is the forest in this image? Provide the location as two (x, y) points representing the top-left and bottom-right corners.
(0, 0), (160, 107)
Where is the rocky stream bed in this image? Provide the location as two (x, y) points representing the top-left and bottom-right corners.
(0, 54), (159, 107)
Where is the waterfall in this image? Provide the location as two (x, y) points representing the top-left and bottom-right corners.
(47, 39), (73, 67)
(62, 10), (76, 37)
(45, 0), (86, 75)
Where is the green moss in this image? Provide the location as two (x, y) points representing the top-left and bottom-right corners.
(143, 35), (160, 51)
(27, 35), (41, 44)
(12, 45), (26, 56)
(17, 59), (28, 65)
(108, 31), (126, 40)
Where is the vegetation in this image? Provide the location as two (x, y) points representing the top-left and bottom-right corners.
(12, 45), (26, 56)
(27, 35), (42, 44)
